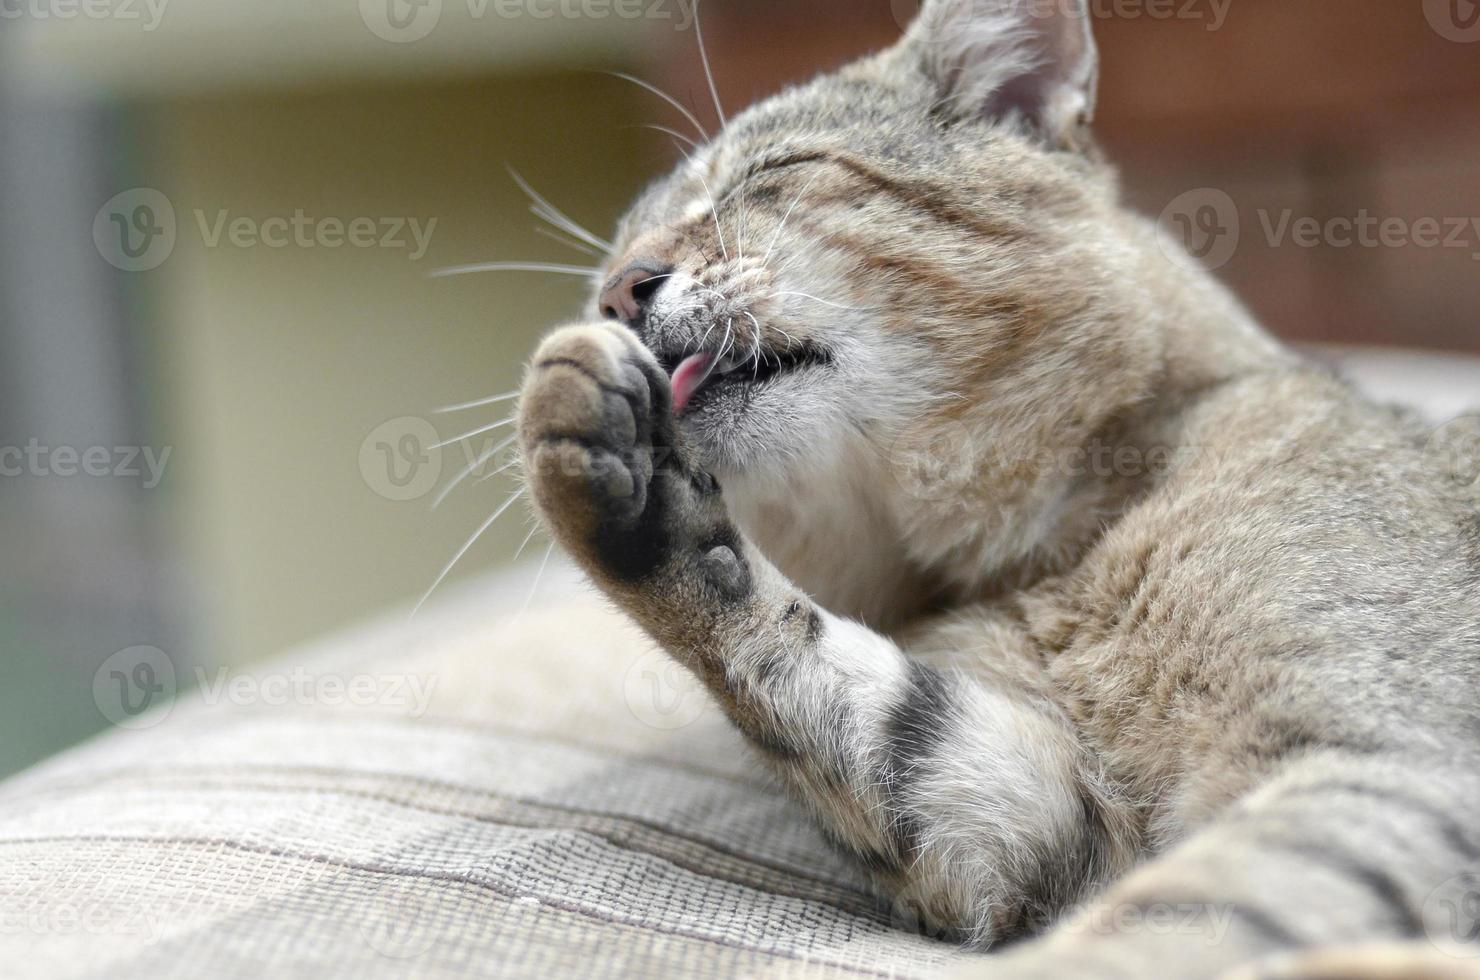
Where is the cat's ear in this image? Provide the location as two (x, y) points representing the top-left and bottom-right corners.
(898, 0), (1099, 147)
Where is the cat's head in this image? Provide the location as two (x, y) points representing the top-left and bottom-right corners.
(592, 0), (1202, 499)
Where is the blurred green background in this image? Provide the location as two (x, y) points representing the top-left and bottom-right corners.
(0, 4), (677, 776)
(2, 0), (1478, 778)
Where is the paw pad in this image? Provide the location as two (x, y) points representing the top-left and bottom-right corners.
(700, 544), (750, 599)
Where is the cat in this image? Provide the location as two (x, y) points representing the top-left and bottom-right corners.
(514, 0), (1480, 976)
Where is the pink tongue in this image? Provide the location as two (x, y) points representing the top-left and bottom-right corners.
(670, 352), (717, 415)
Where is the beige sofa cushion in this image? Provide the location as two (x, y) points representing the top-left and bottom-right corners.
(0, 564), (968, 979)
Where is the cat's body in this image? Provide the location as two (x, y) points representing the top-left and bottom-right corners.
(515, 1), (1480, 975)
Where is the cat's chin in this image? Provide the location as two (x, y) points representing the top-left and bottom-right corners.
(674, 378), (766, 452)
(675, 369), (847, 485)
(672, 380), (775, 473)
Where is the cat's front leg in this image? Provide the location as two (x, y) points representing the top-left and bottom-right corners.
(518, 321), (1135, 945)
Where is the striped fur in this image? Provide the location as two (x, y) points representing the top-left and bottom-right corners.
(516, 1), (1480, 975)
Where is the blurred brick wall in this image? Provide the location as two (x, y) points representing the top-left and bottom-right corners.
(659, 0), (1480, 353)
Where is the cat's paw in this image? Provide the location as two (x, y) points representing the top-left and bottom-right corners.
(518, 322), (746, 595)
(518, 321), (668, 536)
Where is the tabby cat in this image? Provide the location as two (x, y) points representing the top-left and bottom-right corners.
(514, 0), (1480, 975)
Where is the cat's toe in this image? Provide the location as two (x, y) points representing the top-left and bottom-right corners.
(518, 322), (662, 537)
(519, 322), (660, 449)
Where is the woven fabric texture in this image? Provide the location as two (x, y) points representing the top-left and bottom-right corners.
(0, 566), (967, 979)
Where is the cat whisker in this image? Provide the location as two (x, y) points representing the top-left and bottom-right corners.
(430, 416), (515, 453)
(654, 273), (737, 352)
(775, 622), (796, 658)
(740, 311), (769, 369)
(762, 171), (824, 267)
(605, 71), (710, 143)
(436, 391), (519, 414)
(770, 290), (873, 311)
(693, 0), (727, 129)
(632, 123), (700, 151)
(666, 272), (733, 308)
(704, 195), (732, 262)
(431, 434), (518, 510)
(690, 286), (730, 304)
(474, 455), (521, 486)
(511, 541), (557, 626)
(695, 317), (719, 353)
(513, 522), (541, 563)
(656, 300), (707, 334)
(669, 139), (731, 265)
(747, 312), (764, 374)
(507, 166), (614, 253)
(737, 177), (750, 265)
(412, 487), (526, 618)
(718, 317), (735, 365)
(732, 153), (759, 265)
(430, 262), (601, 280)
(533, 225), (601, 258)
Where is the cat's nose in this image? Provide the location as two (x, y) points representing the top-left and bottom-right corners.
(600, 262), (671, 328)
